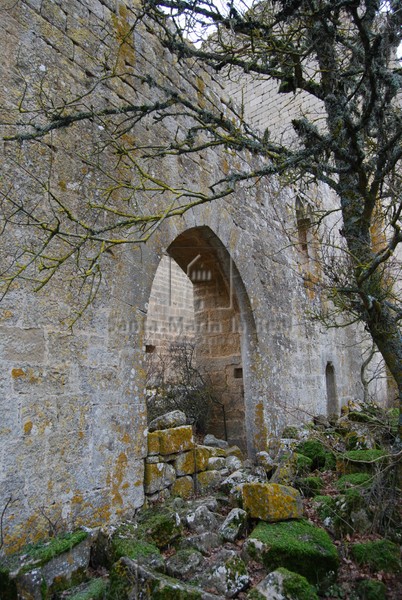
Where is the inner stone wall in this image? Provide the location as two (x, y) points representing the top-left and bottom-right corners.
(146, 256), (195, 350)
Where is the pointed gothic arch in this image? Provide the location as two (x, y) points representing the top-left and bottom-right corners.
(146, 226), (258, 454)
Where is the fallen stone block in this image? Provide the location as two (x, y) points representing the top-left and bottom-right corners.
(242, 483), (303, 521)
(148, 410), (187, 432)
(244, 519), (338, 587)
(252, 567), (319, 599)
(219, 508), (248, 543)
(108, 557), (219, 599)
(0, 530), (95, 600)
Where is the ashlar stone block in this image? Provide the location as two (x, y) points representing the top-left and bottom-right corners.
(173, 446), (210, 476)
(144, 462), (176, 495)
(158, 425), (194, 456)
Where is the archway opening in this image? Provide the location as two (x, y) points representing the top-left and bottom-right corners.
(145, 226), (254, 452)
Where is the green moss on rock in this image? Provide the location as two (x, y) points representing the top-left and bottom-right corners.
(246, 589), (265, 599)
(248, 519), (338, 585)
(136, 512), (182, 549)
(277, 567), (319, 600)
(351, 539), (401, 573)
(281, 426), (300, 439)
(314, 495), (336, 522)
(295, 453), (313, 475)
(67, 578), (108, 600)
(336, 473), (372, 492)
(296, 476), (324, 497)
(112, 538), (161, 562)
(356, 578), (387, 600)
(296, 439), (334, 470)
(339, 449), (386, 474)
(23, 531), (88, 569)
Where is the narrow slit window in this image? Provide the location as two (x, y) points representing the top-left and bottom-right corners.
(325, 362), (338, 417)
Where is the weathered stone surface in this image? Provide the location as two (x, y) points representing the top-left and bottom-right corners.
(253, 568), (319, 600)
(0, 0), (384, 549)
(256, 451), (275, 472)
(144, 462), (176, 494)
(225, 455), (242, 471)
(158, 425), (194, 456)
(207, 456), (226, 470)
(242, 483), (303, 521)
(201, 553), (249, 598)
(171, 476), (194, 499)
(221, 469), (260, 494)
(5, 530), (94, 599)
(148, 410), (187, 432)
(226, 446), (244, 459)
(179, 531), (221, 555)
(186, 505), (218, 534)
(204, 434), (229, 449)
(219, 508), (248, 543)
(196, 470), (223, 494)
(166, 548), (205, 579)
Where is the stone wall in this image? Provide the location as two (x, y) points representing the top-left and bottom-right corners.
(0, 0), (386, 552)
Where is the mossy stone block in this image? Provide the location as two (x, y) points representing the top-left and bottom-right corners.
(247, 519), (339, 585)
(242, 483), (303, 521)
(338, 449), (386, 474)
(67, 577), (108, 600)
(1, 531), (91, 600)
(171, 476), (194, 499)
(136, 511), (183, 549)
(158, 426), (194, 455)
(254, 568), (319, 600)
(335, 473), (372, 492)
(351, 539), (401, 573)
(296, 439), (335, 471)
(111, 537), (161, 564)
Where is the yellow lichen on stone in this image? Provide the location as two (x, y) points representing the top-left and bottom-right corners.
(173, 446), (210, 476)
(158, 425), (194, 456)
(12, 367), (25, 378)
(226, 446), (244, 460)
(171, 476), (194, 499)
(111, 452), (128, 506)
(144, 461), (175, 494)
(242, 483), (303, 522)
(23, 421), (33, 435)
(206, 447), (226, 458)
(148, 431), (160, 455)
